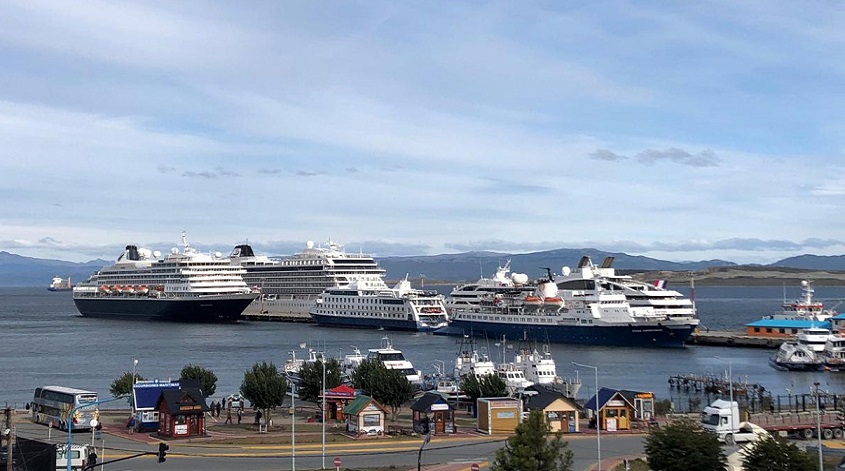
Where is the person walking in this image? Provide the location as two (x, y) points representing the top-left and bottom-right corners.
(216, 401), (222, 418)
(225, 408), (232, 424)
(237, 408), (243, 424)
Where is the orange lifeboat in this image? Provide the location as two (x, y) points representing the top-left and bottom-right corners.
(137, 285), (149, 294)
(543, 296), (564, 308)
(523, 295), (543, 307)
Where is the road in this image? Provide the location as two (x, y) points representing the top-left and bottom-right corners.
(13, 417), (646, 470)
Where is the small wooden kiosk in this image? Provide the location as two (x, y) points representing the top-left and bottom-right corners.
(477, 397), (520, 435)
(411, 392), (456, 435)
(343, 395), (387, 436)
(524, 386), (580, 433)
(155, 387), (210, 438)
(584, 387), (654, 431)
(320, 384), (358, 421)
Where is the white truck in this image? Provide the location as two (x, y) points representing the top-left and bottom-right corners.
(701, 399), (845, 445)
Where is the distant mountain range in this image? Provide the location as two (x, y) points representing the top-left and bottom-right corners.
(3, 247), (844, 288)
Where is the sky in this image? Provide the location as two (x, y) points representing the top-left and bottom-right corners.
(2, 1), (845, 265)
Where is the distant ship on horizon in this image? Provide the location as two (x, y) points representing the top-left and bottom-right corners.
(47, 276), (73, 292)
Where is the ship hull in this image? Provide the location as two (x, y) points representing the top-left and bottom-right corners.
(310, 312), (440, 332)
(47, 288), (73, 292)
(73, 294), (256, 322)
(434, 320), (696, 348)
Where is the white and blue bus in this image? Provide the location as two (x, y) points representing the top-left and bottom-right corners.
(31, 386), (98, 431)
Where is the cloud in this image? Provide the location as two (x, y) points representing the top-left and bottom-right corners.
(296, 170), (323, 177)
(590, 147), (719, 167)
(181, 168), (239, 179)
(606, 238), (845, 253)
(590, 149), (627, 161)
(258, 168), (281, 175)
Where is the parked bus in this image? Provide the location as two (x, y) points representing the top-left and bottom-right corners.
(31, 386), (98, 431)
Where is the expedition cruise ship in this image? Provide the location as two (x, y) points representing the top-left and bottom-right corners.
(227, 241), (386, 318)
(72, 233), (257, 322)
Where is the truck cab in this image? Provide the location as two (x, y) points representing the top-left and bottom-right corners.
(701, 399), (756, 445)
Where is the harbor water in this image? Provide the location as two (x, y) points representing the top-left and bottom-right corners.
(3, 285), (845, 410)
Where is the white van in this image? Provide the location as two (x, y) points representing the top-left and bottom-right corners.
(56, 444), (93, 471)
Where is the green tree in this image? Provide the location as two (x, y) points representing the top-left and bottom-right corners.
(240, 361), (287, 425)
(741, 435), (815, 471)
(109, 371), (145, 397)
(491, 409), (574, 471)
(461, 373), (509, 415)
(180, 363), (218, 397)
(351, 358), (414, 420)
(297, 358), (343, 403)
(645, 417), (726, 471)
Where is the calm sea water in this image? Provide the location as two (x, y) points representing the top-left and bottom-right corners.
(3, 285), (845, 410)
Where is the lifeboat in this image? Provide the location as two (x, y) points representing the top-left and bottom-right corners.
(544, 296), (564, 308)
(523, 295), (543, 307)
(122, 285), (135, 294)
(155, 285), (165, 292)
(98, 285), (109, 292)
(136, 285), (149, 294)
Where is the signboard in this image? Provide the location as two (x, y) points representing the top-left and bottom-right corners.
(333, 456), (342, 469)
(175, 424), (188, 435)
(431, 403), (449, 411)
(471, 464), (480, 471)
(606, 418), (617, 432)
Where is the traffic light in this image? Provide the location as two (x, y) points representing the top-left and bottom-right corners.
(157, 442), (169, 463)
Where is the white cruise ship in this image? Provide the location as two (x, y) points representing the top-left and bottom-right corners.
(72, 233), (257, 322)
(310, 276), (449, 332)
(554, 256), (697, 324)
(227, 241), (386, 318)
(444, 260), (533, 312)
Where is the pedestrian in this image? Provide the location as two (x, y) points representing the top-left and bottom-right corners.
(225, 408), (232, 424)
(216, 401), (222, 417)
(255, 409), (263, 425)
(237, 408), (243, 424)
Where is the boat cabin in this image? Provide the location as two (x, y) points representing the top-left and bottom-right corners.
(411, 392), (456, 435)
(155, 387), (210, 439)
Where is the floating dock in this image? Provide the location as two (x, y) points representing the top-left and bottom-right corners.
(687, 330), (782, 348)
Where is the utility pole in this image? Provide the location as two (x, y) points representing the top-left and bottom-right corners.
(4, 406), (13, 471)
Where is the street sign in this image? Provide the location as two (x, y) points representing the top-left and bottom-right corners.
(470, 463), (480, 471)
(333, 456), (342, 467)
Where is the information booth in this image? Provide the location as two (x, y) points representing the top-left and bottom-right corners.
(477, 397), (520, 435)
(155, 387), (210, 439)
(343, 395), (387, 436)
(320, 384), (358, 421)
(524, 385), (581, 433)
(411, 392), (456, 435)
(585, 387), (653, 431)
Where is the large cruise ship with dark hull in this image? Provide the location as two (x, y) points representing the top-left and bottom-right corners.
(73, 233), (257, 322)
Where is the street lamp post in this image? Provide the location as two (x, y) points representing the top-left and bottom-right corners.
(292, 381), (296, 471)
(714, 357), (734, 436)
(573, 362), (601, 471)
(322, 354), (326, 470)
(815, 382), (823, 471)
(65, 396), (126, 471)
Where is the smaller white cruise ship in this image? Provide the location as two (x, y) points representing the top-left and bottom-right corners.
(310, 276), (449, 332)
(444, 260), (533, 312)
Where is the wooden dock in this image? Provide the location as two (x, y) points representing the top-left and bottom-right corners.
(688, 330), (782, 349)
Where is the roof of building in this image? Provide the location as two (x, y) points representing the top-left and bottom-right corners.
(411, 392), (452, 412)
(524, 385), (580, 410)
(745, 319), (831, 328)
(584, 387), (639, 410)
(343, 395), (387, 415)
(155, 387), (210, 414)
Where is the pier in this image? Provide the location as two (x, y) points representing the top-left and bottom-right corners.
(687, 330), (781, 348)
